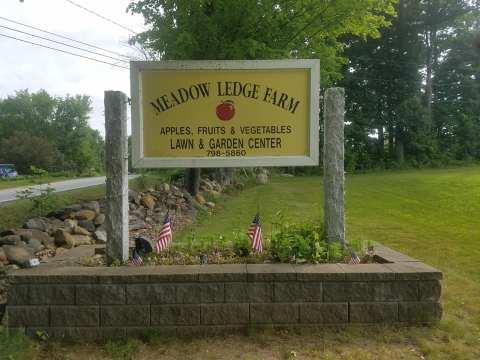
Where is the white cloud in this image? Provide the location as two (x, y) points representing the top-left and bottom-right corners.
(0, 0), (148, 136)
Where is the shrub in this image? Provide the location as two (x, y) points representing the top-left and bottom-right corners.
(30, 165), (48, 177)
(270, 215), (343, 263)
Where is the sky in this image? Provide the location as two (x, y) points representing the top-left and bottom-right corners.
(0, 0), (148, 136)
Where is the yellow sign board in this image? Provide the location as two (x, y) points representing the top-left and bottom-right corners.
(131, 60), (319, 168)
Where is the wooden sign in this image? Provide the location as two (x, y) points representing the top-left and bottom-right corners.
(130, 59), (319, 168)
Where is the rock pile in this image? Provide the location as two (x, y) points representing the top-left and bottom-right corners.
(0, 179), (227, 270)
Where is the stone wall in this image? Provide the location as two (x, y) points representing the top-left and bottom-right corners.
(6, 246), (442, 340)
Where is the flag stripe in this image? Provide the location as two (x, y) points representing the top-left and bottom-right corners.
(155, 215), (173, 252)
(248, 213), (263, 253)
(131, 249), (143, 265)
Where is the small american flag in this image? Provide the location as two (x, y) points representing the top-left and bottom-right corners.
(248, 213), (263, 253)
(349, 251), (361, 264)
(155, 214), (173, 252)
(131, 248), (143, 266)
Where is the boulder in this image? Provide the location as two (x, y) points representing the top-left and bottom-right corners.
(256, 173), (269, 185)
(207, 189), (221, 199)
(159, 183), (170, 192)
(0, 248), (8, 265)
(26, 238), (44, 253)
(200, 179), (213, 190)
(182, 190), (193, 203)
(128, 189), (141, 205)
(166, 198), (177, 209)
(41, 236), (56, 250)
(73, 226), (91, 236)
(129, 219), (148, 231)
(72, 235), (93, 246)
(58, 209), (76, 220)
(0, 229), (15, 237)
(73, 209), (96, 221)
(0, 235), (22, 246)
(14, 229), (54, 248)
(65, 204), (83, 212)
(141, 194), (156, 210)
(82, 201), (100, 214)
(94, 213), (105, 226)
(195, 193), (206, 204)
(205, 201), (215, 208)
(49, 218), (64, 230)
(78, 220), (96, 233)
(54, 229), (75, 249)
(94, 230), (107, 243)
(3, 245), (34, 267)
(63, 219), (77, 233)
(130, 208), (146, 219)
(24, 217), (52, 232)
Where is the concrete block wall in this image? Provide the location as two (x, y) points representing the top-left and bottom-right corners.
(6, 246), (442, 340)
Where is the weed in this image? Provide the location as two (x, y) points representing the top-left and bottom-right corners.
(104, 339), (142, 360)
(15, 185), (59, 216)
(0, 327), (34, 360)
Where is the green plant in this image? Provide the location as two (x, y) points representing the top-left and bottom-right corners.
(15, 185), (59, 216)
(349, 238), (375, 254)
(0, 327), (34, 360)
(270, 218), (344, 263)
(232, 231), (251, 257)
(133, 172), (150, 191)
(35, 330), (49, 342)
(30, 165), (48, 177)
(104, 339), (141, 360)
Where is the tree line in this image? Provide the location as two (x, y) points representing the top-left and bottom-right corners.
(340, 0), (480, 171)
(0, 90), (104, 174)
(1, 1), (477, 179)
(127, 0), (479, 190)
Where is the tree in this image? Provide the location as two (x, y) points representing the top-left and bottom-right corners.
(128, 0), (396, 84)
(0, 132), (62, 173)
(419, 0), (474, 127)
(340, 0), (479, 169)
(52, 94), (99, 173)
(433, 3), (480, 160)
(127, 0), (397, 192)
(0, 90), (105, 174)
(0, 89), (57, 140)
(341, 0), (424, 168)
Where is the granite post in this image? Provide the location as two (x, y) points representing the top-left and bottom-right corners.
(105, 91), (129, 263)
(323, 88), (345, 245)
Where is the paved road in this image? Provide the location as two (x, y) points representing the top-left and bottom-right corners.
(0, 175), (136, 204)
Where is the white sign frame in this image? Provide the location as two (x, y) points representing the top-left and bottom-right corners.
(130, 59), (320, 168)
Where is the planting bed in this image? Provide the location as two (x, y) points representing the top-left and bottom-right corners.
(5, 245), (441, 340)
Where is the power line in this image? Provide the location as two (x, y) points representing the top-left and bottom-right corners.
(0, 33), (129, 70)
(0, 15), (130, 59)
(0, 24), (129, 64)
(64, 0), (139, 35)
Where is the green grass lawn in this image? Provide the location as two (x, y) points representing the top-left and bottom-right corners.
(2, 166), (480, 359)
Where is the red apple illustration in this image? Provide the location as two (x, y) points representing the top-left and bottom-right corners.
(216, 100), (235, 121)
